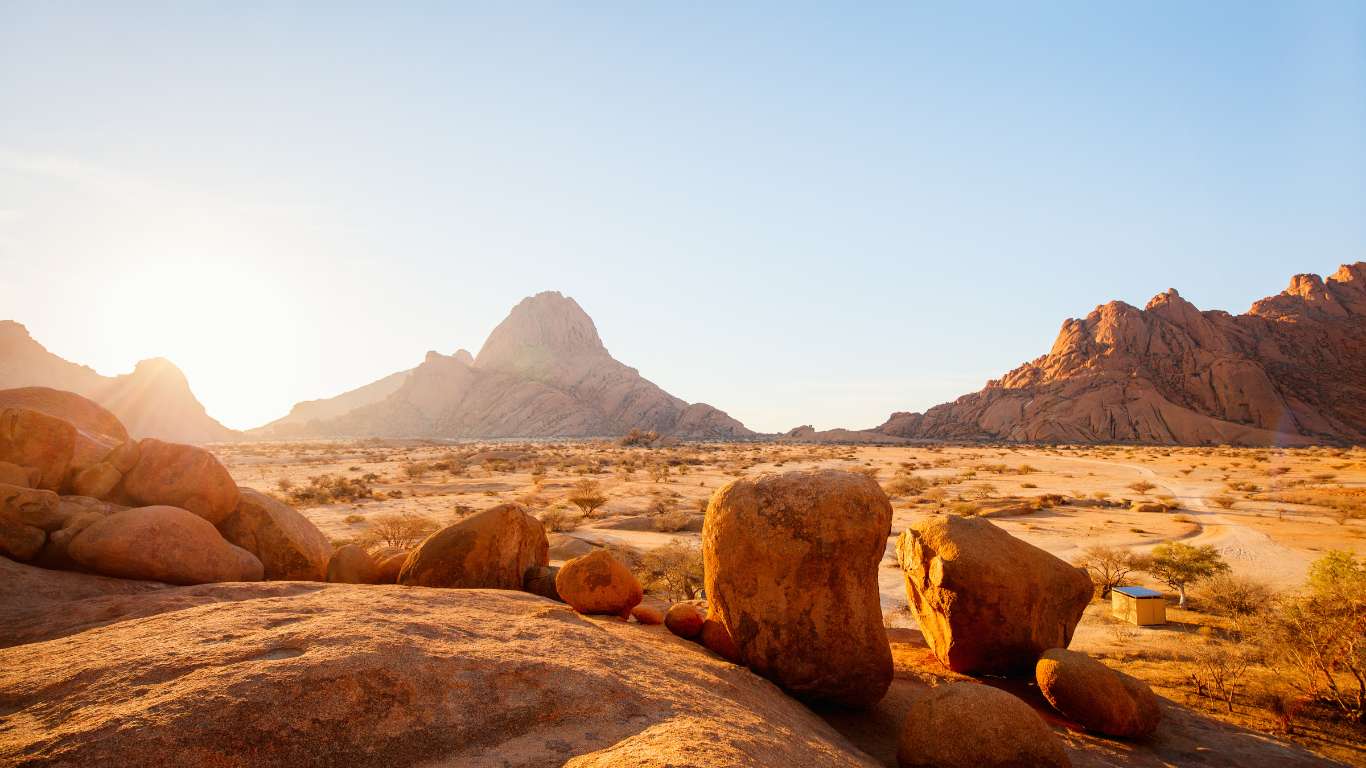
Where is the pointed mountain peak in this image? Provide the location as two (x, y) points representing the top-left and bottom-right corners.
(474, 291), (608, 373)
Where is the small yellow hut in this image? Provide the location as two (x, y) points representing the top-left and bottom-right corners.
(1111, 586), (1166, 626)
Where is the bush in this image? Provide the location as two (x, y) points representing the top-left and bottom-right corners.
(1199, 573), (1274, 617)
(1128, 480), (1157, 494)
(538, 506), (583, 532)
(619, 428), (660, 447)
(883, 474), (929, 498)
(635, 542), (703, 601)
(362, 512), (440, 549)
(1209, 495), (1237, 509)
(653, 506), (692, 532)
(1254, 550), (1365, 722)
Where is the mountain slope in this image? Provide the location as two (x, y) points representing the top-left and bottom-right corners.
(878, 262), (1366, 446)
(0, 321), (237, 443)
(252, 292), (752, 439)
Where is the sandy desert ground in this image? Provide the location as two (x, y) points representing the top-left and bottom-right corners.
(213, 438), (1366, 764)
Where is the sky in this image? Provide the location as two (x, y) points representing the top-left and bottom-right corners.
(1, 2), (1363, 433)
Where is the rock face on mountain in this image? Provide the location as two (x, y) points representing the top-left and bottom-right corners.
(879, 263), (1366, 445)
(0, 321), (236, 443)
(253, 292), (752, 439)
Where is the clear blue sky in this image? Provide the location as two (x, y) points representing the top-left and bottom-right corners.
(1, 2), (1362, 432)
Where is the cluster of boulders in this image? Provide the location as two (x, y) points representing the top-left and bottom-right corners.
(895, 512), (1163, 761)
(0, 388), (328, 584)
(693, 469), (1162, 768)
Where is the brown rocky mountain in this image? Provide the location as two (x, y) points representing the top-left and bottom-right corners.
(0, 321), (237, 443)
(878, 262), (1366, 446)
(252, 291), (752, 439)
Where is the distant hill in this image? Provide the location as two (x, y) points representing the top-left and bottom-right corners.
(0, 321), (237, 443)
(251, 291), (752, 440)
(878, 262), (1366, 446)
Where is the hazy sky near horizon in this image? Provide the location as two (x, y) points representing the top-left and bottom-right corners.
(2, 2), (1363, 433)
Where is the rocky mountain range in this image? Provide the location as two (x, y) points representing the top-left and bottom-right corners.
(252, 291), (752, 440)
(0, 321), (237, 443)
(877, 262), (1366, 446)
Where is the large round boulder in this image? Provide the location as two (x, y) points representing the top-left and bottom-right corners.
(665, 602), (706, 638)
(327, 544), (379, 584)
(68, 505), (264, 584)
(120, 439), (240, 524)
(897, 682), (1071, 768)
(0, 388), (127, 483)
(896, 515), (1093, 676)
(1035, 648), (1162, 738)
(397, 504), (548, 589)
(555, 549), (643, 617)
(218, 488), (331, 581)
(703, 469), (893, 708)
(0, 408), (75, 492)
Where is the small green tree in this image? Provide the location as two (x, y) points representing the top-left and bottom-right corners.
(1147, 542), (1229, 607)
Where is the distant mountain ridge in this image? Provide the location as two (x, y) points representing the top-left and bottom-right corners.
(0, 321), (237, 443)
(877, 262), (1366, 446)
(252, 291), (752, 439)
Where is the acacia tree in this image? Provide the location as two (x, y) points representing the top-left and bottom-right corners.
(1074, 545), (1147, 599)
(1147, 542), (1229, 607)
(567, 479), (608, 517)
(636, 542), (704, 601)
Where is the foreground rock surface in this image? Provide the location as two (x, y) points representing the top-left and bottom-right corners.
(705, 470), (893, 707)
(399, 503), (548, 589)
(896, 682), (1071, 768)
(1036, 648), (1162, 739)
(896, 515), (1092, 676)
(0, 558), (877, 768)
(68, 505), (264, 585)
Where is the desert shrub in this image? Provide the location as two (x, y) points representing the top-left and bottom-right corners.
(1128, 480), (1156, 494)
(1253, 551), (1365, 722)
(619, 428), (660, 447)
(653, 506), (692, 532)
(883, 474), (929, 498)
(538, 505), (583, 532)
(288, 473), (374, 505)
(1074, 545), (1146, 598)
(403, 461), (431, 480)
(1209, 494), (1237, 509)
(362, 512), (440, 549)
(948, 501), (981, 517)
(567, 479), (609, 517)
(635, 542), (703, 601)
(1199, 573), (1274, 617)
(648, 463), (671, 483)
(1185, 639), (1253, 712)
(343, 514), (366, 525)
(276, 477), (295, 492)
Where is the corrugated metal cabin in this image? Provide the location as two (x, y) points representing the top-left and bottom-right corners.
(1111, 586), (1166, 626)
